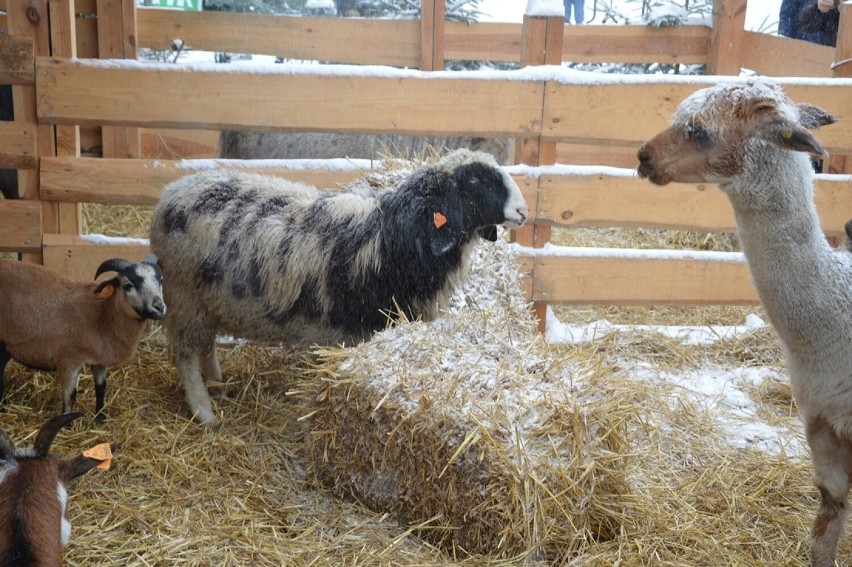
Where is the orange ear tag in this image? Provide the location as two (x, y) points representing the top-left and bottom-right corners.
(433, 212), (447, 229)
(98, 285), (114, 298)
(83, 443), (113, 471)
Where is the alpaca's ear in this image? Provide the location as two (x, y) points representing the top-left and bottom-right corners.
(759, 118), (827, 157)
(797, 103), (836, 130)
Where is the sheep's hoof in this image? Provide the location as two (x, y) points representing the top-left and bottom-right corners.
(94, 412), (108, 424)
(193, 408), (216, 425)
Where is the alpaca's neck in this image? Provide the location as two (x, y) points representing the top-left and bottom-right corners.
(724, 151), (834, 342)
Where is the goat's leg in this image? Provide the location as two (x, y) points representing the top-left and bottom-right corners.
(806, 417), (852, 567)
(91, 365), (108, 423)
(176, 352), (215, 424)
(59, 365), (81, 414)
(0, 342), (9, 403)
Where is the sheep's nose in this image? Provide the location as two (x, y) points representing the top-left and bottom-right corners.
(150, 298), (167, 318)
(637, 146), (652, 164)
(517, 206), (529, 224)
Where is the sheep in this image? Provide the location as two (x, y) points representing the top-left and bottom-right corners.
(636, 80), (843, 566)
(843, 219), (852, 253)
(219, 130), (516, 166)
(149, 148), (528, 424)
(0, 257), (167, 422)
(0, 412), (105, 566)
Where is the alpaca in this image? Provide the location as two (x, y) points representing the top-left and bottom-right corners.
(637, 80), (842, 566)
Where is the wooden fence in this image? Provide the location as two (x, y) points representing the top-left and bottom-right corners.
(1, 0), (852, 330)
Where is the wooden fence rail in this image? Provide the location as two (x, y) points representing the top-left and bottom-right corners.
(2, 0), (852, 326)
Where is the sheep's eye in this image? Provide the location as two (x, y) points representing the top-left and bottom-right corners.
(686, 124), (710, 143)
(123, 283), (133, 292)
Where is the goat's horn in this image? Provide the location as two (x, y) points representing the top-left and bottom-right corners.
(95, 258), (133, 279)
(0, 430), (15, 459)
(33, 412), (83, 457)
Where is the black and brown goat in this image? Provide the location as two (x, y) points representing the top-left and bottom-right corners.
(0, 413), (105, 566)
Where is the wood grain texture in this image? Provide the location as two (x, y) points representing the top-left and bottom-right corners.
(0, 200), (42, 252)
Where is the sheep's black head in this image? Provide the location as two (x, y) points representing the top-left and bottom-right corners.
(425, 149), (528, 256)
(93, 256), (167, 320)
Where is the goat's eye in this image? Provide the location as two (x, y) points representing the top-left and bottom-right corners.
(686, 125), (710, 143)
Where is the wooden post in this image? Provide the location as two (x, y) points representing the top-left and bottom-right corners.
(49, 0), (82, 235)
(420, 0), (445, 71)
(707, 0), (747, 75)
(8, 0), (56, 263)
(515, 12), (564, 332)
(827, 2), (852, 175)
(97, 0), (139, 159)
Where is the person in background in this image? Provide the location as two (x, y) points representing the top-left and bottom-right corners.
(779, 0), (821, 42)
(797, 0), (841, 47)
(563, 0), (584, 24)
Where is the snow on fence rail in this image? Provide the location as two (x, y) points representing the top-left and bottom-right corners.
(2, 0), (852, 315)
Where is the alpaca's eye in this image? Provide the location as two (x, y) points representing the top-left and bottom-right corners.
(686, 125), (710, 143)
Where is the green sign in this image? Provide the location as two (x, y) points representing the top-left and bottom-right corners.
(148, 0), (203, 10)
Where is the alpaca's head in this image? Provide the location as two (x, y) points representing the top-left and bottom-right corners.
(637, 81), (836, 186)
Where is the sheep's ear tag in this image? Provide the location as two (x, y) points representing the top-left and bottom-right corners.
(433, 211), (448, 229)
(83, 443), (112, 471)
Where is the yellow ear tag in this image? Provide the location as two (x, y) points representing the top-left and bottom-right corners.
(98, 285), (114, 298)
(433, 212), (447, 229)
(83, 443), (113, 471)
(781, 129), (793, 139)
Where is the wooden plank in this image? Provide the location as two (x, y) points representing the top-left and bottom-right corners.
(741, 31), (834, 78)
(49, 0), (81, 236)
(0, 121), (37, 169)
(0, 34), (35, 84)
(444, 21), (522, 63)
(419, 0), (445, 71)
(536, 173), (852, 235)
(523, 253), (759, 305)
(39, 157), (372, 205)
(707, 0), (746, 75)
(555, 143), (638, 168)
(42, 233), (148, 282)
(543, 81), (852, 153)
(97, 0), (137, 159)
(0, 200), (42, 253)
(136, 8), (420, 68)
(35, 58), (542, 136)
(562, 24), (709, 65)
(140, 128), (219, 159)
(9, 0), (55, 263)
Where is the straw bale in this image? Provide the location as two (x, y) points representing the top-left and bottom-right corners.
(306, 238), (635, 560)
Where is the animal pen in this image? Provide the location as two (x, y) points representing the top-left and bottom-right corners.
(1, 0), (852, 565)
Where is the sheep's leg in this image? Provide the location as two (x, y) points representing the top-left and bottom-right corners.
(0, 342), (9, 403)
(176, 352), (215, 424)
(91, 365), (108, 423)
(59, 365), (81, 415)
(806, 417), (852, 567)
(200, 343), (222, 386)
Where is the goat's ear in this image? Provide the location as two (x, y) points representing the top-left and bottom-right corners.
(59, 455), (103, 482)
(760, 118), (827, 157)
(797, 103), (836, 130)
(0, 429), (16, 459)
(93, 276), (120, 296)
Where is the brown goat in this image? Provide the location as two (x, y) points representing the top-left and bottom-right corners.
(0, 258), (166, 422)
(0, 412), (105, 566)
